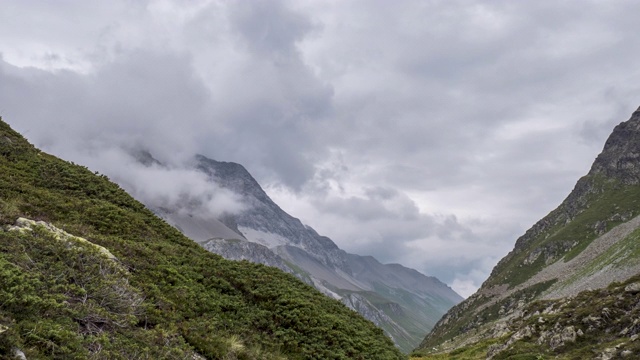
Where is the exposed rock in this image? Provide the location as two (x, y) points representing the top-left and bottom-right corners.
(599, 347), (618, 360)
(590, 107), (640, 185)
(0, 135), (12, 145)
(342, 293), (392, 327)
(196, 156), (348, 270)
(512, 325), (533, 342)
(548, 326), (578, 350)
(490, 321), (510, 338)
(201, 238), (295, 275)
(8, 217), (117, 260)
(13, 349), (27, 360)
(624, 282), (640, 294)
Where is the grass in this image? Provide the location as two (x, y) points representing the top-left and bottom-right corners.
(410, 338), (501, 359)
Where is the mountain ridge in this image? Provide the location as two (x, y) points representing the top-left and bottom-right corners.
(156, 153), (462, 353)
(413, 106), (640, 359)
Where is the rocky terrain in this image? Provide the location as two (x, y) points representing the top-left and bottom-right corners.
(413, 106), (640, 359)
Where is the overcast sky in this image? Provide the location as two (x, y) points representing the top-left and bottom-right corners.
(2, 0), (640, 297)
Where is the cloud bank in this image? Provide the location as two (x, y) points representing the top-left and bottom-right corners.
(2, 0), (640, 297)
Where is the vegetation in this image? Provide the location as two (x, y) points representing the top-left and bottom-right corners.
(410, 275), (640, 360)
(410, 338), (501, 360)
(0, 118), (405, 359)
(487, 174), (640, 289)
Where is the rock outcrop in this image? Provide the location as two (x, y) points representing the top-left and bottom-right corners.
(8, 217), (117, 260)
(201, 238), (295, 274)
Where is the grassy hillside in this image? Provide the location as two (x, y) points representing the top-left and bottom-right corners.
(0, 118), (405, 360)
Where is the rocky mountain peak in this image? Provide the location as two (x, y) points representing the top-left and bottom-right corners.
(589, 106), (640, 184)
(195, 154), (271, 202)
(415, 105), (640, 357)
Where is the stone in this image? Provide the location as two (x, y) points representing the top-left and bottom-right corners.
(13, 349), (26, 360)
(9, 217), (117, 260)
(624, 282), (640, 294)
(600, 347), (617, 360)
(511, 326), (533, 342)
(549, 326), (577, 350)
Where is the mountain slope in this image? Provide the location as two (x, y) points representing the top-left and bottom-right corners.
(159, 155), (462, 352)
(0, 118), (405, 360)
(413, 106), (640, 358)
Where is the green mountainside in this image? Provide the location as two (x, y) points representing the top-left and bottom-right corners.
(0, 118), (405, 360)
(412, 106), (640, 359)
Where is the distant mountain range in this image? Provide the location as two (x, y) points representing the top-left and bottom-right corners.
(150, 154), (462, 352)
(414, 106), (640, 359)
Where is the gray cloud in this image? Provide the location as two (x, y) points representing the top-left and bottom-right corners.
(2, 0), (640, 297)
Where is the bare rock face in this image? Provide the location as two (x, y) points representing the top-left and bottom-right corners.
(201, 238), (296, 275)
(8, 217), (117, 260)
(195, 156), (348, 272)
(624, 282), (640, 294)
(547, 326), (579, 350)
(590, 107), (640, 184)
(342, 293), (394, 327)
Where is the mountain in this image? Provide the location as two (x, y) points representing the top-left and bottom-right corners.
(156, 155), (462, 353)
(413, 106), (640, 359)
(0, 118), (405, 360)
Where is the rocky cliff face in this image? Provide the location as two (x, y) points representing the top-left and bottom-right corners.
(194, 155), (348, 272)
(157, 155), (462, 353)
(201, 238), (295, 275)
(590, 108), (640, 184)
(415, 106), (640, 358)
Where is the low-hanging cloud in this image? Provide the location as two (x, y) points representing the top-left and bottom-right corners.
(80, 147), (247, 219)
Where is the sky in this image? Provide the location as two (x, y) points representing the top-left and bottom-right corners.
(2, 0), (640, 298)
